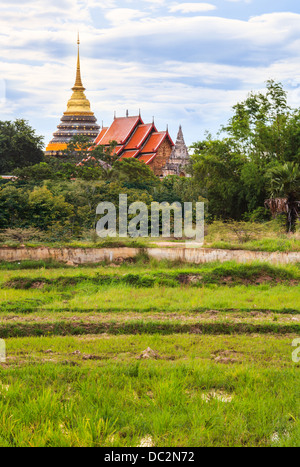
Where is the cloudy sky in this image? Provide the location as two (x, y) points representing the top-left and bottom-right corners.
(1, 0), (300, 147)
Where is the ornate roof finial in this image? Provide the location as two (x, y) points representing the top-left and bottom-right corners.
(177, 125), (184, 142)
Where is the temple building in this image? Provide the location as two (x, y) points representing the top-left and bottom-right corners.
(91, 114), (180, 177)
(161, 125), (191, 177)
(45, 35), (100, 155)
(45, 37), (190, 177)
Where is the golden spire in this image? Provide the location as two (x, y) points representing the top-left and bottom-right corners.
(64, 33), (93, 116)
(74, 32), (83, 88)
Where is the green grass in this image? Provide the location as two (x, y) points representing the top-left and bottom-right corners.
(0, 334), (299, 447)
(208, 238), (300, 252)
(0, 260), (77, 270)
(0, 281), (299, 314)
(0, 260), (299, 446)
(0, 237), (154, 250)
(1, 234), (300, 253)
(204, 220), (300, 252)
(1, 261), (299, 285)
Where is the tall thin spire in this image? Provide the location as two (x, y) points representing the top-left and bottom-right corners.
(45, 33), (100, 155)
(74, 32), (83, 88)
(64, 33), (93, 115)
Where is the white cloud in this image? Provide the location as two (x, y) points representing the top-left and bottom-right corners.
(104, 8), (147, 26)
(83, 0), (117, 7)
(3, 52), (300, 145)
(169, 3), (217, 13)
(1, 1), (300, 145)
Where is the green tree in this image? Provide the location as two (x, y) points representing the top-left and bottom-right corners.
(191, 138), (247, 219)
(223, 80), (292, 165)
(111, 158), (158, 189)
(13, 162), (54, 182)
(14, 157), (106, 182)
(61, 135), (94, 162)
(266, 162), (300, 232)
(280, 109), (300, 163)
(28, 186), (74, 230)
(240, 162), (266, 213)
(0, 184), (29, 228)
(153, 175), (203, 204)
(191, 80), (300, 220)
(0, 119), (44, 173)
(62, 135), (118, 167)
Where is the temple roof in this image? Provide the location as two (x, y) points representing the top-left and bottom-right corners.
(94, 127), (109, 145)
(97, 116), (143, 145)
(138, 153), (157, 165)
(124, 123), (155, 150)
(112, 145), (124, 156)
(77, 112), (176, 172)
(119, 150), (140, 159)
(140, 132), (172, 154)
(89, 114), (175, 167)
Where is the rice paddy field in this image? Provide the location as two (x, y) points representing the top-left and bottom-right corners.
(0, 257), (299, 447)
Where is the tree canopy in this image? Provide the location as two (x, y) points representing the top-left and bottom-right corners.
(191, 80), (300, 225)
(0, 119), (44, 173)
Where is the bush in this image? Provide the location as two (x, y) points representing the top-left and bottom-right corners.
(0, 228), (46, 244)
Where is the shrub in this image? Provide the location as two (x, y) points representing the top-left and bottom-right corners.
(0, 228), (46, 244)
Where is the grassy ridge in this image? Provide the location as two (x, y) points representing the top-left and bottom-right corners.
(0, 321), (299, 338)
(2, 262), (300, 289)
(207, 238), (300, 252)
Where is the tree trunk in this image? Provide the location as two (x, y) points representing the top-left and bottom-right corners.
(287, 195), (298, 233)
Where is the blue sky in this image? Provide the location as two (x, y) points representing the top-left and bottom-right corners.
(1, 0), (300, 147)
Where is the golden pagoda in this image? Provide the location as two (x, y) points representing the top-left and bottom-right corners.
(45, 34), (100, 155)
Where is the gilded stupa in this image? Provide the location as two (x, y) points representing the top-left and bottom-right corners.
(45, 35), (100, 155)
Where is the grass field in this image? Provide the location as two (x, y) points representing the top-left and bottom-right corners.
(0, 258), (299, 447)
(2, 220), (300, 252)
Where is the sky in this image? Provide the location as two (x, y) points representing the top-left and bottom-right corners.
(1, 0), (300, 148)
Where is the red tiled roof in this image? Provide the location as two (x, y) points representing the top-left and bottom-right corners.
(111, 145), (124, 156)
(97, 116), (143, 145)
(124, 124), (155, 150)
(140, 132), (169, 154)
(138, 153), (157, 165)
(119, 150), (140, 159)
(90, 116), (175, 171)
(88, 143), (123, 157)
(94, 127), (108, 145)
